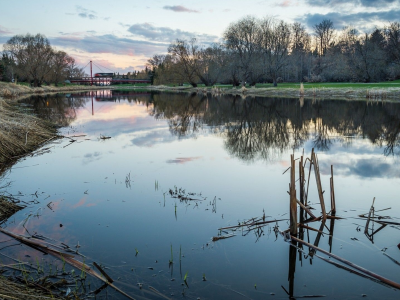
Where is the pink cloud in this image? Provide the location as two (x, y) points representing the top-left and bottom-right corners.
(166, 157), (202, 164)
(0, 25), (12, 34)
(73, 197), (86, 208)
(277, 0), (294, 7)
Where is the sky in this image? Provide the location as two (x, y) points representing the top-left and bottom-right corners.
(1, 0), (399, 74)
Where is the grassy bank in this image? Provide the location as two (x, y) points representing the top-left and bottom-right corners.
(0, 81), (111, 99)
(0, 96), (59, 167)
(138, 82), (400, 101)
(0, 277), (66, 300)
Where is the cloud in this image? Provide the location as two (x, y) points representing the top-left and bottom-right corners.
(79, 12), (97, 19)
(306, 0), (399, 7)
(277, 0), (295, 7)
(0, 36), (9, 44)
(127, 23), (219, 43)
(68, 6), (98, 20)
(50, 34), (168, 56)
(0, 25), (12, 34)
(297, 10), (400, 31)
(163, 5), (199, 13)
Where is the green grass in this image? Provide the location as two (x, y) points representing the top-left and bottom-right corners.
(16, 82), (30, 86)
(256, 81), (400, 89)
(112, 83), (151, 87)
(190, 80), (400, 89)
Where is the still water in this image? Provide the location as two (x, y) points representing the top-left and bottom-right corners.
(1, 90), (400, 299)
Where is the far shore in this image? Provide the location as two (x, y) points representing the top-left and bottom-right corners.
(125, 84), (400, 101)
(0, 81), (113, 101)
(2, 81), (400, 101)
(1, 80), (399, 168)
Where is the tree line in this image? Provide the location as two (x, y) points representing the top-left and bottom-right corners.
(0, 34), (86, 87)
(147, 16), (400, 86)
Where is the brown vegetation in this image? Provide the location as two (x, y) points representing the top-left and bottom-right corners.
(0, 82), (108, 99)
(0, 196), (24, 224)
(0, 95), (58, 165)
(0, 277), (65, 300)
(136, 84), (400, 101)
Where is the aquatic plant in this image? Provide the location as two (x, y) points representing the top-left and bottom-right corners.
(169, 244), (173, 265)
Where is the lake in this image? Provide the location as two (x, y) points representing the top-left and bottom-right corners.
(1, 90), (400, 299)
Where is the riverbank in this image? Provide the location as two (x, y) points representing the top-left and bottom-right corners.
(0, 82), (114, 168)
(0, 277), (65, 300)
(0, 81), (111, 100)
(134, 84), (400, 101)
(0, 96), (59, 169)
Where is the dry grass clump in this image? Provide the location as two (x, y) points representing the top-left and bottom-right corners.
(0, 196), (24, 224)
(0, 82), (108, 99)
(0, 276), (65, 300)
(0, 82), (31, 98)
(0, 97), (58, 164)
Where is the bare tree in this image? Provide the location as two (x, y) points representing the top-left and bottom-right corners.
(224, 16), (263, 85)
(194, 44), (227, 86)
(290, 22), (311, 81)
(66, 59), (86, 79)
(385, 22), (400, 66)
(168, 39), (199, 87)
(148, 54), (183, 85)
(4, 34), (54, 86)
(314, 19), (335, 56)
(50, 51), (74, 86)
(261, 18), (292, 86)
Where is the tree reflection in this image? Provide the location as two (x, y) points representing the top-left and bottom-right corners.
(20, 92), (400, 162)
(150, 94), (400, 161)
(19, 94), (87, 127)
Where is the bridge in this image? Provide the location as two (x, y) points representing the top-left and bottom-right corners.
(69, 77), (151, 85)
(68, 60), (151, 85)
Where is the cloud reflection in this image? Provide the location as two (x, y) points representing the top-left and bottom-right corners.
(320, 158), (399, 179)
(130, 129), (181, 147)
(166, 157), (203, 164)
(83, 151), (103, 165)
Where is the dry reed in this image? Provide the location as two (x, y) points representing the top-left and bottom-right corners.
(0, 82), (108, 99)
(0, 97), (58, 165)
(299, 83), (304, 96)
(0, 196), (24, 224)
(0, 277), (66, 300)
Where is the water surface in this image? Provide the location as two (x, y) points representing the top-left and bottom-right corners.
(1, 90), (400, 299)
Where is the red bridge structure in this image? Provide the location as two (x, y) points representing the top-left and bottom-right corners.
(69, 61), (151, 85)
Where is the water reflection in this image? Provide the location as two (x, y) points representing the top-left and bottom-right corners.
(5, 91), (400, 299)
(20, 91), (400, 162)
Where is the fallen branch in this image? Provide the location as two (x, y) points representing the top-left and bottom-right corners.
(212, 234), (236, 242)
(290, 235), (400, 290)
(0, 227), (136, 300)
(218, 219), (288, 231)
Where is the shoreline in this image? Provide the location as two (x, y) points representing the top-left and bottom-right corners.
(2, 81), (397, 169)
(0, 81), (113, 101)
(133, 84), (400, 101)
(1, 81), (400, 170)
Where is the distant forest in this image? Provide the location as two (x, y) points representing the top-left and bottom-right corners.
(147, 16), (400, 86)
